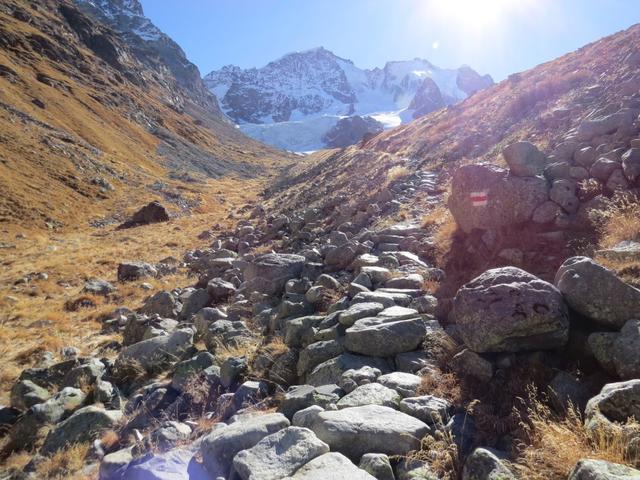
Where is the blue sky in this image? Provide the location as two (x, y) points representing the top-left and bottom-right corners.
(139, 0), (638, 80)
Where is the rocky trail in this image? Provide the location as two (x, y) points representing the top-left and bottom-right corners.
(3, 117), (640, 478)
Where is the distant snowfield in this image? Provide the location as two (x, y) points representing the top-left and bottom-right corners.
(239, 116), (341, 152)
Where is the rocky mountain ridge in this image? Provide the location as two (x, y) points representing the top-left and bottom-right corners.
(204, 47), (493, 150)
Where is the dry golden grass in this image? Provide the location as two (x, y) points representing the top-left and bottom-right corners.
(596, 194), (640, 248)
(406, 421), (464, 480)
(34, 442), (91, 480)
(418, 369), (463, 406)
(385, 165), (411, 183)
(512, 391), (640, 479)
(591, 193), (640, 287)
(422, 204), (458, 267)
(0, 176), (265, 403)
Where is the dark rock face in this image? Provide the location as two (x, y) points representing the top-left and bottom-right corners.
(409, 77), (445, 118)
(74, 0), (217, 109)
(119, 201), (170, 228)
(456, 65), (494, 96)
(322, 116), (384, 148)
(208, 48), (355, 124)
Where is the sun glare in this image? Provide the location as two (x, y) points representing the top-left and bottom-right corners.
(426, 0), (532, 30)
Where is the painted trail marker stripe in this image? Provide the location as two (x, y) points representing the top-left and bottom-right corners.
(470, 190), (488, 207)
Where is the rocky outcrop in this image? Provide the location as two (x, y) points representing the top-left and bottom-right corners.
(119, 201), (170, 228)
(322, 116), (383, 148)
(409, 77), (445, 118)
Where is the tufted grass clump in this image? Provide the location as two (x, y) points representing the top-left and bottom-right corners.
(511, 388), (640, 479)
(35, 442), (91, 480)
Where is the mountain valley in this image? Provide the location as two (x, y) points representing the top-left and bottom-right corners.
(0, 1), (640, 480)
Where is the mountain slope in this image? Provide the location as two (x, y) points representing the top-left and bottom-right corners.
(0, 0), (293, 229)
(263, 23), (640, 265)
(204, 47), (493, 150)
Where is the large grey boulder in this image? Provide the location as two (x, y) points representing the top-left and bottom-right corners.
(140, 290), (180, 318)
(377, 372), (422, 398)
(117, 261), (157, 282)
(233, 427), (329, 480)
(336, 383), (401, 409)
(297, 340), (345, 377)
(283, 452), (376, 479)
(40, 406), (123, 455)
(244, 253), (306, 295)
(454, 267), (569, 352)
(503, 141), (548, 176)
(306, 353), (391, 386)
(568, 459), (640, 479)
(448, 164), (549, 233)
(279, 385), (343, 419)
(309, 405), (431, 460)
(339, 302), (385, 327)
(400, 395), (452, 426)
(116, 328), (194, 373)
(555, 257), (640, 329)
(200, 413), (289, 478)
(344, 316), (427, 357)
(462, 447), (515, 480)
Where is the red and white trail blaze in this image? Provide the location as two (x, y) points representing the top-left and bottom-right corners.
(470, 191), (488, 207)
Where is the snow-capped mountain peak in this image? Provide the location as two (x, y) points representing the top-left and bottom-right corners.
(203, 48), (493, 151)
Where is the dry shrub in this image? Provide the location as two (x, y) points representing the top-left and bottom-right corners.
(418, 369), (463, 406)
(386, 165), (411, 183)
(99, 429), (120, 450)
(64, 295), (100, 312)
(111, 358), (146, 385)
(1, 451), (32, 472)
(423, 205), (458, 266)
(35, 442), (91, 480)
(422, 333), (461, 371)
(215, 339), (260, 363)
(406, 428), (463, 480)
(512, 388), (640, 479)
(596, 193), (640, 248)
